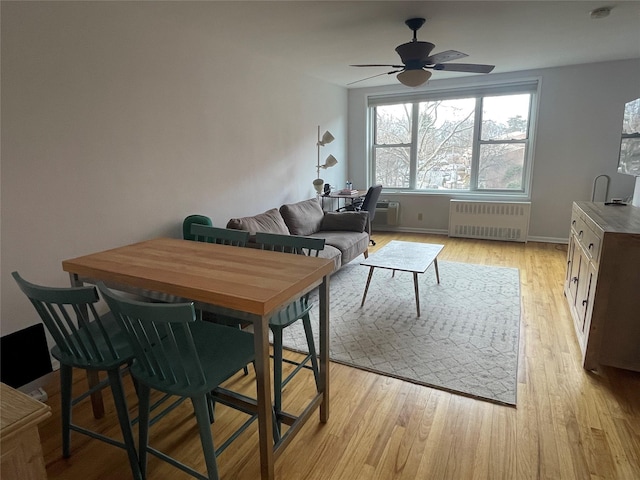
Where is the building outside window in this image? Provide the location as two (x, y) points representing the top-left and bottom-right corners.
(369, 81), (538, 196)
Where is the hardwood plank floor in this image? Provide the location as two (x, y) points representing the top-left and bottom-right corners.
(35, 233), (640, 479)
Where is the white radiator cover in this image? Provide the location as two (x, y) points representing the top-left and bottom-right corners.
(372, 201), (400, 226)
(448, 200), (531, 242)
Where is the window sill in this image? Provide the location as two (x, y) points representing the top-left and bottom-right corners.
(381, 189), (531, 202)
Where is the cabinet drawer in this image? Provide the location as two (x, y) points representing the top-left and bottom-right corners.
(578, 223), (600, 263)
(571, 206), (602, 264)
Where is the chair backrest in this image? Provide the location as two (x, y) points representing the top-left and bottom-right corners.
(255, 232), (325, 257)
(190, 224), (250, 247)
(98, 283), (207, 393)
(12, 272), (127, 368)
(183, 215), (213, 241)
(255, 233), (325, 308)
(360, 184), (383, 222)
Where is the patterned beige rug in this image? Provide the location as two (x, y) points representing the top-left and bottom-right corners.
(282, 260), (521, 406)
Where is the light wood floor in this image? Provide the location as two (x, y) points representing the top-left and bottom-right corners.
(36, 233), (640, 480)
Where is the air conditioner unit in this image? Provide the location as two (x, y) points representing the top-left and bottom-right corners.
(372, 201), (400, 226)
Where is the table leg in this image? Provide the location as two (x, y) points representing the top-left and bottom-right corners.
(360, 267), (375, 308)
(68, 273), (104, 419)
(434, 258), (441, 284)
(319, 275), (330, 423)
(413, 272), (420, 317)
(252, 315), (275, 480)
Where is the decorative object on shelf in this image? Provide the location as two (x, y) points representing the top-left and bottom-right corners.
(314, 126), (338, 194)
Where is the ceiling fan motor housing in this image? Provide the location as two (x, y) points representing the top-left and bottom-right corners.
(395, 41), (436, 64)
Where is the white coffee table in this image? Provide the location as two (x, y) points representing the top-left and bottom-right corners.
(360, 240), (444, 317)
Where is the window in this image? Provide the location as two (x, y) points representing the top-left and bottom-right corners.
(618, 97), (640, 176)
(370, 82), (537, 195)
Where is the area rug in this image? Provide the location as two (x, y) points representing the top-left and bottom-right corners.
(281, 260), (521, 406)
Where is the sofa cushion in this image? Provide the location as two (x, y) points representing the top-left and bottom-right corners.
(309, 231), (369, 266)
(279, 198), (324, 236)
(226, 208), (290, 235)
(317, 244), (342, 272)
(320, 211), (368, 233)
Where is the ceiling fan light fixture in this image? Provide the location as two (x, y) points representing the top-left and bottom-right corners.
(397, 69), (432, 87)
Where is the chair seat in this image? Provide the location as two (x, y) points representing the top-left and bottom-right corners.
(130, 321), (255, 398)
(269, 298), (313, 329)
(51, 312), (133, 370)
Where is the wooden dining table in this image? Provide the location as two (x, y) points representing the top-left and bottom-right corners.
(62, 237), (334, 480)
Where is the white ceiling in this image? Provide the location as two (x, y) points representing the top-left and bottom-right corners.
(181, 0), (640, 88)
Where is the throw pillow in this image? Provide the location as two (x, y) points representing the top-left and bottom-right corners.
(320, 212), (368, 232)
(279, 198), (324, 236)
(226, 208), (290, 235)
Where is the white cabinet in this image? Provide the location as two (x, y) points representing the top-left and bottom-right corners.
(564, 202), (640, 372)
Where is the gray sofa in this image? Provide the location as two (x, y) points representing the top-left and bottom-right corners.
(226, 197), (369, 272)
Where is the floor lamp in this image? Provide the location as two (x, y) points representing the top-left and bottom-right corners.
(315, 126), (338, 194)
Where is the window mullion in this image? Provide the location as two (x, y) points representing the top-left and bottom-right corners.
(469, 97), (483, 191)
(409, 102), (419, 189)
(479, 139), (528, 145)
(369, 107), (376, 186)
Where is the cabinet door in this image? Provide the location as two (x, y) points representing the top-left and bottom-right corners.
(575, 255), (594, 334)
(566, 235), (581, 306)
(565, 234), (576, 287)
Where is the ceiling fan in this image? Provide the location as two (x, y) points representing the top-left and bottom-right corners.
(350, 18), (495, 87)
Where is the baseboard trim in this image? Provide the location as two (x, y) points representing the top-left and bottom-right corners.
(527, 236), (568, 244)
(372, 227), (568, 245)
(372, 226), (449, 235)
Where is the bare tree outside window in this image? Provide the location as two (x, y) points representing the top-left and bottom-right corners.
(374, 104), (412, 188)
(618, 98), (640, 176)
(372, 91), (533, 193)
(417, 99), (474, 190)
(478, 94), (530, 190)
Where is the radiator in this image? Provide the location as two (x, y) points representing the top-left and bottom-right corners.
(448, 200), (530, 242)
(372, 201), (400, 226)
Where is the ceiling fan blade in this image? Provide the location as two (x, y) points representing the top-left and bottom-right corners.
(432, 63), (495, 73)
(351, 64), (405, 68)
(423, 50), (468, 65)
(347, 70), (403, 86)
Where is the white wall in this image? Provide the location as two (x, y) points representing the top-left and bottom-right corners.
(348, 59), (640, 241)
(1, 2), (347, 336)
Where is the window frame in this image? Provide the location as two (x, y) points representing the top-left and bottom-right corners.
(368, 80), (539, 198)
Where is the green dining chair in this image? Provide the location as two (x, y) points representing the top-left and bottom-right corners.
(11, 272), (142, 480)
(98, 283), (256, 480)
(254, 232), (325, 434)
(183, 214), (213, 241)
(189, 224), (252, 377)
(190, 224), (250, 246)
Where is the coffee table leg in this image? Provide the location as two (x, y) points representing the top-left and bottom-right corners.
(361, 267), (375, 307)
(434, 259), (441, 284)
(413, 272), (420, 317)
